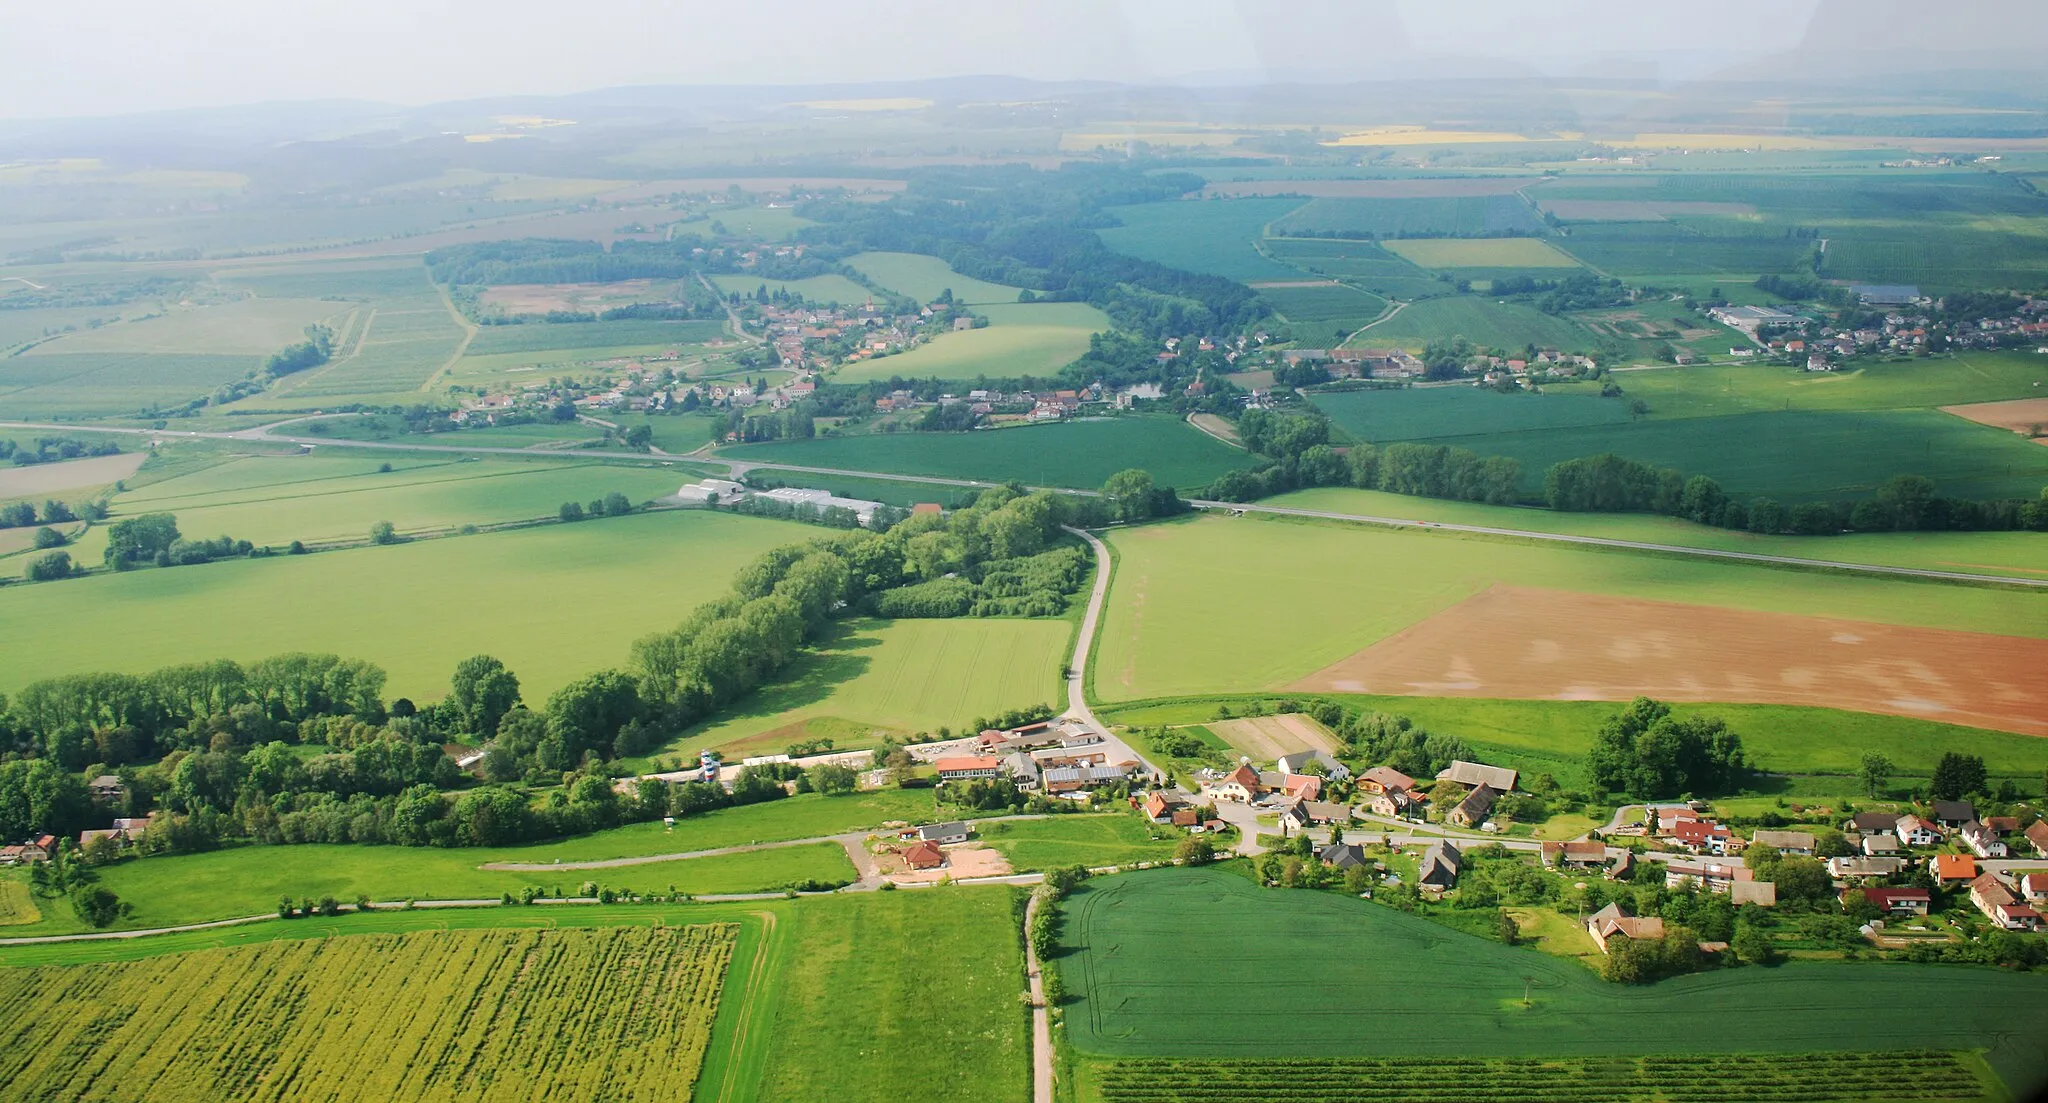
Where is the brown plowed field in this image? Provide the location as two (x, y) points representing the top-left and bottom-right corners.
(1208, 713), (1343, 760)
(1288, 585), (2048, 736)
(1942, 397), (2048, 443)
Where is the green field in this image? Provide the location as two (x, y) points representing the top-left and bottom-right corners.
(827, 302), (1109, 383)
(710, 273), (871, 305)
(24, 297), (352, 356)
(846, 251), (1026, 304)
(1550, 221), (1819, 278)
(754, 887), (1029, 1103)
(0, 508), (810, 700)
(0, 352), (264, 419)
(1267, 486), (2048, 582)
(1617, 352), (2048, 418)
(1349, 296), (1597, 352)
(1096, 199), (1309, 282)
(1426, 407), (2048, 502)
(250, 262), (469, 402)
(0, 925), (736, 1102)
(1257, 283), (1388, 336)
(1383, 236), (1581, 270)
(976, 814), (1179, 871)
(658, 616), (1070, 761)
(34, 453), (698, 563)
(1311, 385), (1635, 441)
(722, 417), (1251, 489)
(1092, 514), (2048, 702)
(1061, 868), (2048, 1095)
(1271, 195), (1546, 238)
(463, 318), (727, 356)
(1264, 238), (1448, 300)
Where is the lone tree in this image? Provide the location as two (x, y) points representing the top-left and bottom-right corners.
(1930, 753), (1986, 801)
(369, 521), (399, 545)
(1858, 753), (1894, 798)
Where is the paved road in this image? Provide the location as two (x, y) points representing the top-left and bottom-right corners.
(1190, 499), (2048, 588)
(1023, 891), (1055, 1103)
(1060, 526), (1164, 783)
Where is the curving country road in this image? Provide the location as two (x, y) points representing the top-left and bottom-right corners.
(3, 418), (2040, 588)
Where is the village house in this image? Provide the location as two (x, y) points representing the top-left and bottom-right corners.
(1303, 800), (1351, 826)
(1969, 873), (2042, 931)
(1417, 840), (1462, 890)
(1320, 842), (1370, 871)
(1445, 783), (1498, 829)
(1209, 762), (1263, 803)
(1931, 801), (1977, 829)
(934, 756), (1003, 783)
(1669, 817), (1736, 856)
(1356, 765), (1416, 795)
(1143, 791), (1185, 823)
(1003, 754), (1041, 790)
(1960, 821), (2008, 859)
(1931, 853), (1978, 883)
(1664, 859), (1748, 894)
(2027, 820), (2048, 857)
(1860, 834), (1901, 857)
(1896, 815), (1942, 848)
(1730, 881), (1778, 907)
(1275, 750), (1350, 782)
(1276, 799), (1312, 836)
(0, 834), (56, 865)
(1369, 787), (1423, 820)
(2022, 873), (2048, 903)
(1848, 886), (1932, 916)
(1542, 840), (1609, 870)
(917, 822), (971, 845)
(1828, 856), (1908, 880)
(88, 774), (126, 802)
(1606, 851), (1637, 881)
(1586, 903), (1666, 953)
(902, 840), (946, 871)
(1752, 830), (1816, 856)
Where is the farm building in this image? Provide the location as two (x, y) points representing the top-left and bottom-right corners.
(1042, 765), (1127, 795)
(1436, 760), (1516, 792)
(1416, 840), (1462, 890)
(917, 822), (971, 844)
(1852, 284), (1920, 306)
(756, 487), (886, 526)
(1356, 765), (1416, 795)
(1542, 841), (1609, 869)
(934, 757), (1002, 782)
(1445, 783), (1497, 828)
(674, 478), (749, 505)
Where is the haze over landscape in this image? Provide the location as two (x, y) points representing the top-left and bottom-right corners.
(3, 3), (2048, 1102)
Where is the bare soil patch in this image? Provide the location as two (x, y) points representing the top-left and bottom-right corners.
(1204, 178), (1536, 199)
(0, 452), (145, 500)
(1208, 713), (1343, 761)
(479, 279), (688, 314)
(881, 843), (1012, 884)
(1289, 585), (2048, 736)
(1942, 397), (2048, 443)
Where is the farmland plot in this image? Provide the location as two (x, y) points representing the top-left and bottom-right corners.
(0, 926), (735, 1102)
(1096, 199), (1308, 282)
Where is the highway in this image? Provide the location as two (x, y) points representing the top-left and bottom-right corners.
(5, 418), (2043, 589)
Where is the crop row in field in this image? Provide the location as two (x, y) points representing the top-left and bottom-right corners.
(1257, 283), (1387, 335)
(1264, 238), (1449, 299)
(1096, 199), (1309, 282)
(0, 925), (735, 1102)
(1086, 1052), (1988, 1103)
(722, 416), (1250, 490)
(1061, 869), (2048, 1095)
(0, 351), (262, 419)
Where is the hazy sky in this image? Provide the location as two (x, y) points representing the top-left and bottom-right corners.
(5, 0), (2041, 119)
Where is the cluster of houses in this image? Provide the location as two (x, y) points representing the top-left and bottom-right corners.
(1839, 805), (2048, 932)
(932, 720), (1145, 799)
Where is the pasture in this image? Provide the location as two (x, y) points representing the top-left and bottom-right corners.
(708, 273), (871, 305)
(1381, 237), (1583, 270)
(0, 508), (811, 700)
(1060, 868), (2048, 1096)
(1309, 385), (1634, 441)
(660, 616), (1070, 760)
(1348, 296), (1597, 352)
(1265, 485), (2048, 582)
(846, 251), (1026, 304)
(1425, 407), (2048, 501)
(1095, 199), (1308, 282)
(1273, 195), (1546, 238)
(1616, 352), (2048, 418)
(722, 417), (1251, 489)
(1090, 514), (2048, 703)
(0, 926), (735, 1102)
(827, 301), (1108, 383)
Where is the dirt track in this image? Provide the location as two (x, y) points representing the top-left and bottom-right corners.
(1289, 585), (2048, 736)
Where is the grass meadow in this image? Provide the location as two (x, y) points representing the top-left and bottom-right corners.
(975, 814), (1179, 871)
(1095, 199), (1308, 282)
(1091, 513), (2048, 703)
(1310, 385), (1634, 441)
(827, 301), (1109, 383)
(1266, 486), (2048, 581)
(723, 416), (1251, 490)
(653, 616), (1070, 761)
(846, 251), (1026, 304)
(1264, 238), (1448, 300)
(1616, 351), (2048, 418)
(1060, 868), (2048, 1096)
(1257, 283), (1387, 337)
(0, 508), (811, 700)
